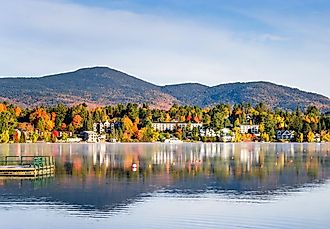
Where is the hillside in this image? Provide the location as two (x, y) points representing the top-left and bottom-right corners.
(0, 67), (178, 109)
(161, 83), (209, 106)
(161, 81), (330, 111)
(0, 67), (329, 111)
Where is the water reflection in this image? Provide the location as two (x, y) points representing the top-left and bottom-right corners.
(0, 143), (330, 216)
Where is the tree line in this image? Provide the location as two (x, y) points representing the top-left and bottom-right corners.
(0, 102), (329, 143)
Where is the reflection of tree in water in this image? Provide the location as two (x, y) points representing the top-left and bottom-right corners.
(51, 143), (330, 188)
(1, 143), (330, 214)
(64, 162), (73, 175)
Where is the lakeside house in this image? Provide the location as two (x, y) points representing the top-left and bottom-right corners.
(239, 125), (260, 135)
(81, 131), (99, 143)
(315, 133), (321, 142)
(276, 130), (295, 141)
(93, 121), (111, 134)
(93, 121), (122, 134)
(152, 122), (203, 132)
(220, 128), (235, 142)
(66, 137), (82, 143)
(199, 128), (218, 138)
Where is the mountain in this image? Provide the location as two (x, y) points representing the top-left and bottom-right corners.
(0, 67), (178, 109)
(162, 81), (330, 111)
(0, 66), (329, 111)
(160, 83), (209, 106)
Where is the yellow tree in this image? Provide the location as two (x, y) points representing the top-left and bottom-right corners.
(233, 127), (242, 142)
(122, 116), (134, 141)
(321, 131), (330, 142)
(261, 132), (270, 142)
(307, 131), (315, 143)
(165, 113), (171, 122)
(259, 122), (265, 134)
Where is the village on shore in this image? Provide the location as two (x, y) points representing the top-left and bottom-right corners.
(0, 102), (329, 144)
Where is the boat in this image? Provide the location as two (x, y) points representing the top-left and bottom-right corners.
(164, 137), (183, 144)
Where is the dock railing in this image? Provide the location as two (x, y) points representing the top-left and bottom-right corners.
(0, 156), (55, 168)
(0, 155), (55, 177)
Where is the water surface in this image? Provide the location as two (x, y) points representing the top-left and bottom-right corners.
(0, 143), (330, 228)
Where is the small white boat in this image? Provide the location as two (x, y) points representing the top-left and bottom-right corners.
(164, 137), (183, 144)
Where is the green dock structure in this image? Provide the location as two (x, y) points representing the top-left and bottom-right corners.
(0, 156), (55, 177)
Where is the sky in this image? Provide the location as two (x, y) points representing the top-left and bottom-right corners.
(0, 0), (329, 97)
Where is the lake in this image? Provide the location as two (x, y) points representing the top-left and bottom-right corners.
(0, 143), (330, 229)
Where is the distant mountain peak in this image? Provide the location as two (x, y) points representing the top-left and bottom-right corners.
(75, 66), (118, 73)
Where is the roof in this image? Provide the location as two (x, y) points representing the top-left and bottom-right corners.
(81, 131), (97, 134)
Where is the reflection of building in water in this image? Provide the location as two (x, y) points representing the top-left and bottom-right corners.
(2, 142), (330, 214)
(37, 143), (330, 185)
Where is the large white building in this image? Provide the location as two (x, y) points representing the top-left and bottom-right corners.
(152, 122), (203, 132)
(93, 121), (111, 133)
(81, 131), (99, 143)
(239, 125), (260, 135)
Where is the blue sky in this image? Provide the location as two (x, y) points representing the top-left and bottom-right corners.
(0, 0), (329, 97)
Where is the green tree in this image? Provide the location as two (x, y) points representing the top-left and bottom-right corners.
(62, 132), (68, 141)
(296, 132), (304, 143)
(30, 132), (39, 143)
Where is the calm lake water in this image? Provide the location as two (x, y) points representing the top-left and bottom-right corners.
(0, 143), (330, 229)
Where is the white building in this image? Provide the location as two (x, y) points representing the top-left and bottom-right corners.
(240, 125), (260, 135)
(152, 122), (203, 132)
(93, 121), (111, 134)
(199, 128), (218, 137)
(220, 128), (235, 142)
(276, 130), (295, 141)
(81, 131), (99, 143)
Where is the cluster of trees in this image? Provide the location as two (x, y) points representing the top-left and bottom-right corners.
(0, 101), (329, 143)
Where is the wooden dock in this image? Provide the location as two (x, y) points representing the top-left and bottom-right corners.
(0, 156), (55, 177)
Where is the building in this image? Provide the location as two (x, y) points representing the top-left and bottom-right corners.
(239, 125), (260, 135)
(67, 137), (82, 143)
(199, 128), (218, 137)
(314, 133), (321, 143)
(152, 122), (203, 132)
(93, 121), (111, 134)
(220, 128), (235, 142)
(81, 131), (99, 143)
(276, 130), (295, 141)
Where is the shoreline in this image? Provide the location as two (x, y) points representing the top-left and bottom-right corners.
(0, 141), (329, 145)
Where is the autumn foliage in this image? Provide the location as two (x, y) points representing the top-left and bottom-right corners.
(0, 102), (328, 143)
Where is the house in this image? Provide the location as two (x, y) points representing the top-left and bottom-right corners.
(152, 122), (203, 132)
(220, 128), (235, 142)
(67, 137), (82, 143)
(240, 125), (260, 135)
(276, 130), (295, 141)
(109, 122), (122, 131)
(199, 128), (218, 137)
(81, 131), (99, 143)
(93, 121), (111, 134)
(98, 134), (107, 142)
(314, 133), (321, 143)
